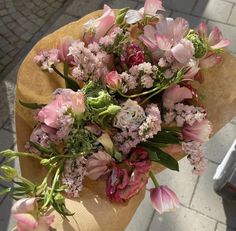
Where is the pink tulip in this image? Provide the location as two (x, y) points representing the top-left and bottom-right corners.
(163, 85), (192, 109)
(11, 198), (54, 231)
(86, 151), (113, 180)
(182, 119), (212, 143)
(150, 186), (180, 214)
(125, 0), (165, 24)
(58, 36), (74, 65)
(105, 71), (121, 90)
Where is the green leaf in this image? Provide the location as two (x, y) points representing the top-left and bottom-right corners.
(0, 187), (11, 196)
(144, 146), (179, 171)
(19, 100), (46, 109)
(29, 141), (51, 154)
(150, 129), (181, 144)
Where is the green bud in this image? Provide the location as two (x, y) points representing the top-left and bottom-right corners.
(116, 8), (129, 25)
(40, 159), (50, 166)
(1, 165), (17, 181)
(114, 151), (123, 162)
(0, 149), (16, 158)
(54, 193), (65, 204)
(187, 31), (208, 59)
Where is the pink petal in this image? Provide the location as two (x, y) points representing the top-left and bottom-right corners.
(156, 17), (175, 40)
(183, 59), (200, 80)
(125, 10), (143, 24)
(173, 17), (189, 44)
(139, 25), (158, 50)
(200, 53), (222, 69)
(196, 21), (208, 37)
(210, 39), (230, 50)
(156, 35), (172, 51)
(144, 0), (165, 16)
(14, 213), (38, 230)
(11, 198), (36, 214)
(208, 26), (223, 46)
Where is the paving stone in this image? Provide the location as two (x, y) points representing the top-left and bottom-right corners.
(3, 114), (16, 134)
(65, 0), (104, 17)
(228, 4), (236, 25)
(161, 0), (197, 14)
(216, 223), (227, 231)
(171, 11), (204, 28)
(190, 161), (226, 223)
(126, 179), (154, 231)
(155, 158), (198, 207)
(149, 205), (216, 231)
(222, 199), (236, 229)
(193, 0), (233, 23)
(0, 129), (15, 151)
(20, 31), (33, 41)
(208, 20), (236, 54)
(104, 0), (138, 9)
(204, 122), (236, 164)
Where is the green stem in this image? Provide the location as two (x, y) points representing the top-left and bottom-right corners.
(17, 176), (35, 189)
(0, 150), (43, 161)
(118, 86), (160, 98)
(51, 65), (66, 79)
(149, 171), (159, 188)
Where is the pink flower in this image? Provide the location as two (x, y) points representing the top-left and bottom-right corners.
(11, 198), (54, 231)
(196, 22), (230, 50)
(105, 71), (121, 90)
(171, 39), (195, 64)
(58, 36), (74, 65)
(125, 0), (165, 24)
(150, 186), (180, 214)
(199, 52), (222, 69)
(86, 151), (113, 180)
(121, 44), (145, 68)
(183, 59), (200, 80)
(163, 85), (192, 109)
(182, 119), (212, 143)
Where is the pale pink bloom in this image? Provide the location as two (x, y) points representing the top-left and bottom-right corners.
(199, 52), (222, 69)
(182, 119), (212, 143)
(125, 0), (165, 24)
(196, 22), (230, 50)
(105, 71), (121, 90)
(58, 36), (74, 65)
(171, 38), (195, 64)
(183, 59), (200, 80)
(11, 198), (54, 231)
(163, 85), (192, 109)
(150, 186), (180, 214)
(86, 151), (113, 180)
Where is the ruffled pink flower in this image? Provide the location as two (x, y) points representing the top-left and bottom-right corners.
(182, 119), (212, 143)
(150, 186), (180, 214)
(196, 22), (230, 50)
(163, 85), (192, 109)
(86, 151), (113, 180)
(105, 71), (121, 90)
(125, 0), (165, 24)
(58, 36), (74, 65)
(11, 198), (54, 231)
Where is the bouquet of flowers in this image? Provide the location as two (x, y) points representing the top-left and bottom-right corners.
(0, 0), (230, 230)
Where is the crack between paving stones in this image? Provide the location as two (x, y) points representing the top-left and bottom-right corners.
(189, 176), (200, 207)
(226, 3), (235, 23)
(146, 210), (156, 231)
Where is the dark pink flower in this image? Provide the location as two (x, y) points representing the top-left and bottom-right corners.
(58, 36), (74, 65)
(105, 71), (121, 90)
(150, 186), (180, 214)
(182, 119), (212, 143)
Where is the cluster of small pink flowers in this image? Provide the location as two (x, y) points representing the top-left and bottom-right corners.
(61, 157), (87, 198)
(139, 104), (162, 140)
(68, 40), (110, 81)
(99, 27), (123, 46)
(120, 72), (138, 92)
(33, 48), (60, 72)
(164, 103), (206, 127)
(182, 141), (207, 175)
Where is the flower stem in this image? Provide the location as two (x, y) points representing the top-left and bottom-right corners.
(149, 171), (159, 188)
(118, 86), (160, 98)
(51, 64), (66, 79)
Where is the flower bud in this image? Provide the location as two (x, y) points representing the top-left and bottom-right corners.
(1, 165), (17, 181)
(105, 71), (121, 91)
(54, 193), (65, 204)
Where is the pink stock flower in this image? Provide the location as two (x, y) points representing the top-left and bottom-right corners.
(105, 71), (121, 90)
(196, 22), (230, 50)
(150, 186), (180, 214)
(11, 198), (55, 231)
(86, 151), (113, 180)
(125, 0), (165, 24)
(121, 44), (145, 68)
(163, 85), (192, 109)
(182, 119), (212, 143)
(58, 36), (74, 65)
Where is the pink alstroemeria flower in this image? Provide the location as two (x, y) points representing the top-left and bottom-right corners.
(83, 5), (115, 42)
(105, 71), (121, 90)
(86, 151), (113, 180)
(125, 0), (165, 24)
(11, 198), (55, 231)
(163, 85), (192, 109)
(196, 22), (230, 50)
(38, 89), (85, 129)
(58, 36), (74, 65)
(150, 186), (180, 214)
(182, 119), (212, 143)
(183, 59), (200, 80)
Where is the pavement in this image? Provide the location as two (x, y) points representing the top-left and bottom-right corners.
(0, 0), (236, 230)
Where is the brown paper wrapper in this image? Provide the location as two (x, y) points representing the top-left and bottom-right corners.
(15, 10), (236, 231)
